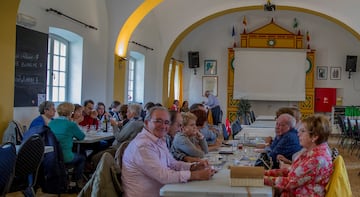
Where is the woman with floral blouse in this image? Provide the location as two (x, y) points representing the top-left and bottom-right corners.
(264, 114), (333, 196)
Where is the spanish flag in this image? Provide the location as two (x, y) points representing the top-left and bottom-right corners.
(225, 118), (232, 139)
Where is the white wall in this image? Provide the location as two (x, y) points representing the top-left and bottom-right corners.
(15, 0), (109, 127)
(174, 10), (360, 116)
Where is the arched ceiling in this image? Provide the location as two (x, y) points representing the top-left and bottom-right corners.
(116, 0), (360, 58)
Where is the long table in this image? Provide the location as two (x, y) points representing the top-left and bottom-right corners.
(160, 150), (272, 197)
(255, 115), (276, 121)
(234, 127), (275, 139)
(249, 120), (276, 128)
(73, 131), (114, 153)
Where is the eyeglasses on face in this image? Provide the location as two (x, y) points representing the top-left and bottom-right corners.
(299, 128), (312, 134)
(151, 119), (170, 125)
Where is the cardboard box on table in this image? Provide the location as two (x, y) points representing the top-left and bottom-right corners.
(229, 166), (264, 187)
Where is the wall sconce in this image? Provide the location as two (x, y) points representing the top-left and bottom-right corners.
(119, 56), (128, 62)
(118, 56), (128, 68)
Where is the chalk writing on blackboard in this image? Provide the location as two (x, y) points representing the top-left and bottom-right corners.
(14, 25), (48, 107)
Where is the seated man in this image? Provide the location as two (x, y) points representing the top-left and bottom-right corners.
(112, 103), (144, 148)
(29, 101), (56, 129)
(79, 99), (99, 129)
(122, 106), (214, 197)
(265, 113), (302, 168)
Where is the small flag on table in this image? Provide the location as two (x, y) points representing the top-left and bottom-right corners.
(225, 118), (232, 139)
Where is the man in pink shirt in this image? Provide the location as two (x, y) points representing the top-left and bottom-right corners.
(122, 106), (214, 197)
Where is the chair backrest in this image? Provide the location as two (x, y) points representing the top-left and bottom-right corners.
(23, 125), (68, 194)
(250, 111), (256, 123)
(336, 115), (346, 134)
(325, 155), (352, 197)
(346, 118), (354, 137)
(231, 119), (242, 138)
(10, 134), (44, 193)
(0, 142), (16, 197)
(79, 152), (121, 197)
(2, 120), (24, 145)
(221, 123), (229, 140)
(115, 140), (130, 171)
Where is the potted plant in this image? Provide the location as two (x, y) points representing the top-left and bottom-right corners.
(237, 99), (252, 125)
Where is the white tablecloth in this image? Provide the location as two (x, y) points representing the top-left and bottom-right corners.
(160, 158), (272, 197)
(234, 127), (275, 139)
(255, 115), (276, 121)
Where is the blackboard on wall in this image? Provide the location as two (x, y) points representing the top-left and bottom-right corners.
(14, 25), (48, 107)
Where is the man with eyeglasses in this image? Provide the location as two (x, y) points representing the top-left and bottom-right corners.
(122, 106), (215, 197)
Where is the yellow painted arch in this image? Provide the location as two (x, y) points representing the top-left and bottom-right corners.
(113, 0), (162, 103)
(115, 0), (163, 57)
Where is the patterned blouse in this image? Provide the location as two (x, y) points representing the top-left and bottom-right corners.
(264, 143), (333, 197)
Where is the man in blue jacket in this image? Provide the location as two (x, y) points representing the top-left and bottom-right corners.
(268, 113), (302, 168)
(29, 101), (56, 129)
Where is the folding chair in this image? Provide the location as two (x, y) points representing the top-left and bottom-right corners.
(9, 134), (44, 197)
(0, 142), (17, 197)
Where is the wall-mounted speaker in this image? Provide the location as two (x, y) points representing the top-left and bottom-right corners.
(188, 51), (199, 68)
(346, 55), (357, 72)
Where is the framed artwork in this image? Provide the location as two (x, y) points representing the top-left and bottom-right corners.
(204, 60), (217, 75)
(317, 66), (328, 80)
(202, 76), (218, 96)
(330, 67), (341, 80)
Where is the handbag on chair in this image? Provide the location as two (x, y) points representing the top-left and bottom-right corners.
(254, 152), (273, 170)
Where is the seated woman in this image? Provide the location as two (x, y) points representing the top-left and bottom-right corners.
(264, 114), (333, 196)
(191, 109), (222, 151)
(48, 102), (86, 187)
(169, 99), (180, 111)
(71, 104), (84, 124)
(171, 112), (208, 158)
(180, 100), (190, 112)
(166, 111), (204, 163)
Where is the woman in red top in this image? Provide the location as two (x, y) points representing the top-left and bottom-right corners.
(264, 115), (333, 196)
(170, 100), (180, 112)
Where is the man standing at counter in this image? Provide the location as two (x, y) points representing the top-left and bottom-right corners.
(203, 90), (222, 125)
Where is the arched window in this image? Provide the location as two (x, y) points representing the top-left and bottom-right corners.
(47, 27), (83, 104)
(127, 51), (144, 103)
(47, 34), (68, 102)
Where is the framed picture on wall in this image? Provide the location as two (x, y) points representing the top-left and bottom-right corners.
(317, 66), (328, 80)
(204, 60), (217, 75)
(330, 67), (341, 80)
(202, 76), (218, 96)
